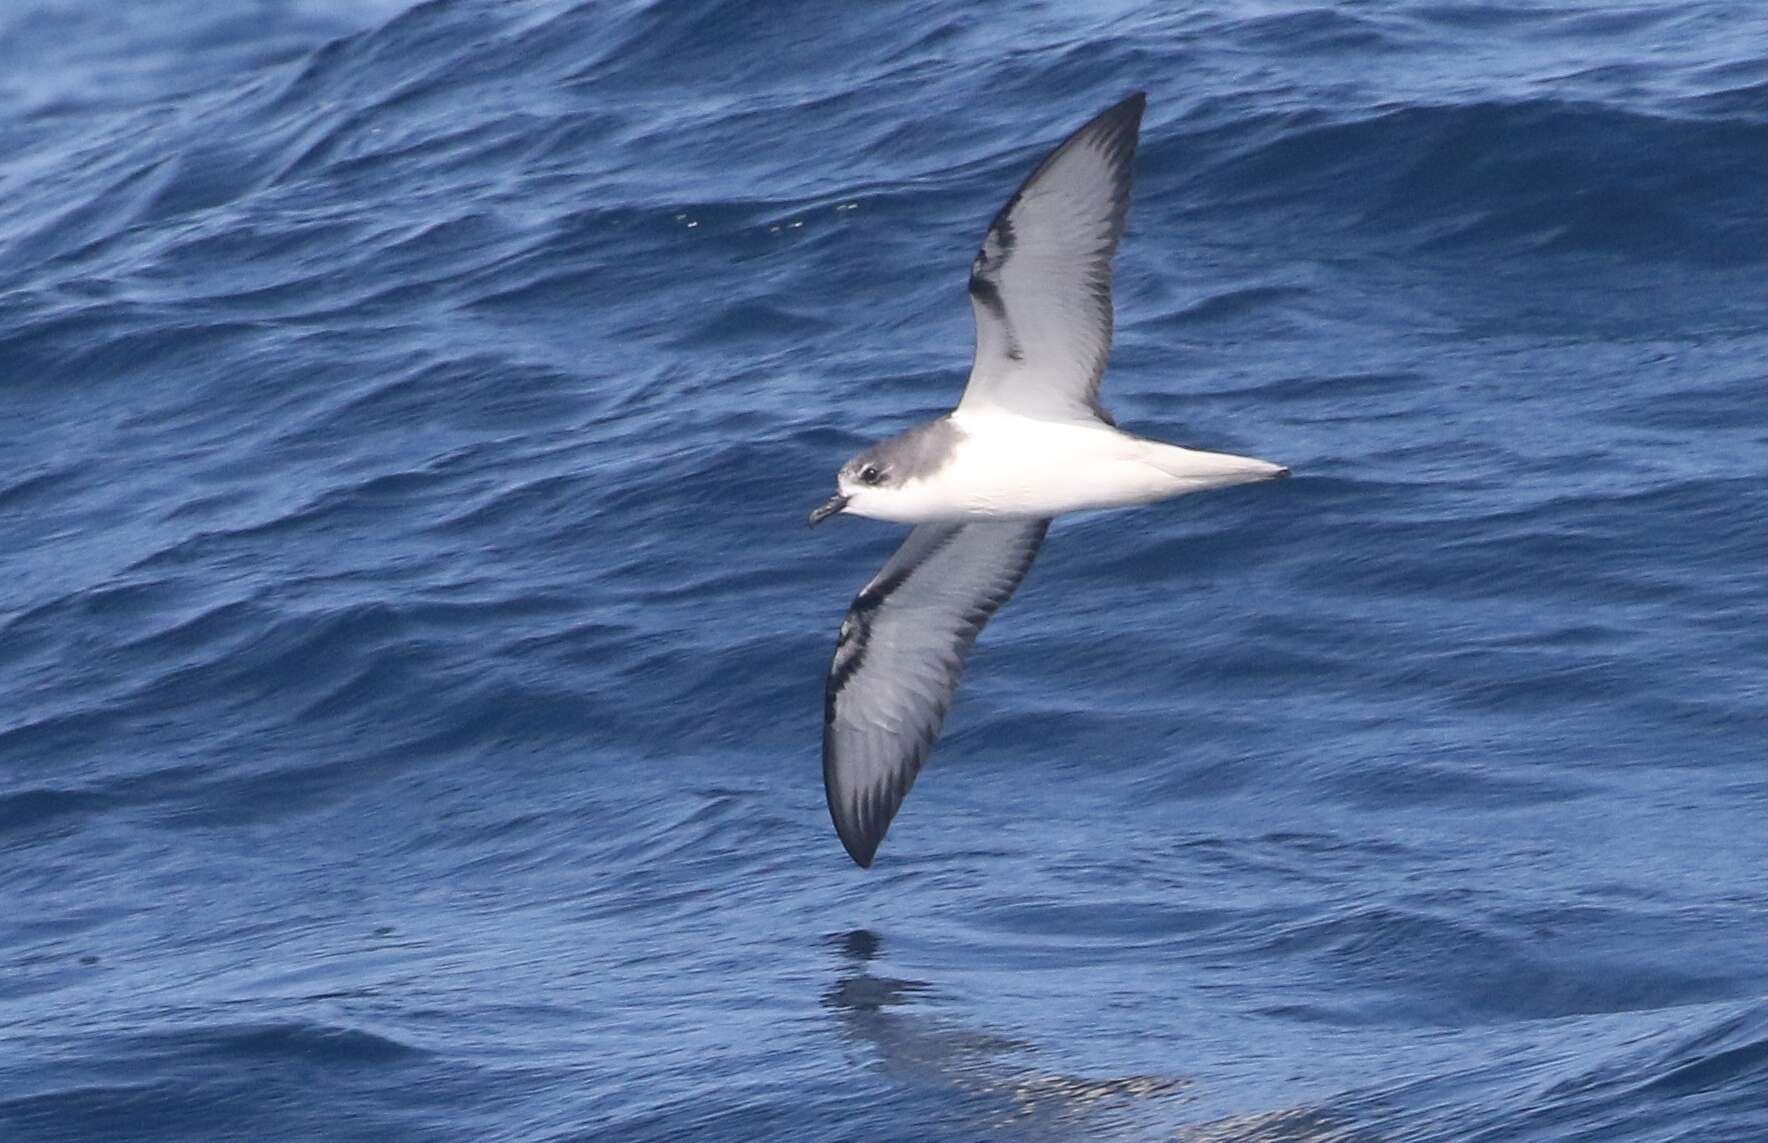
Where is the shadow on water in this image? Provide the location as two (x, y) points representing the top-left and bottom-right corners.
(822, 928), (930, 1012)
(822, 928), (1026, 1091)
(819, 930), (1369, 1141)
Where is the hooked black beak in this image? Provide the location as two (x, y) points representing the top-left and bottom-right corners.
(808, 493), (848, 527)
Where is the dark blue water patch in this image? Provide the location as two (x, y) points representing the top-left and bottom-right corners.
(1348, 1002), (1768, 1142)
(178, 1019), (426, 1063)
(0, 1023), (452, 1143)
(1236, 7), (1406, 54)
(1638, 1005), (1768, 1099)
(0, 787), (113, 840)
(1158, 95), (1768, 264)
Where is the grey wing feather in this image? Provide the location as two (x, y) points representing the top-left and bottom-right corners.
(959, 91), (1144, 423)
(823, 519), (1049, 867)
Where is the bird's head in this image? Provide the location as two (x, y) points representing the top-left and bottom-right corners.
(808, 419), (963, 526)
(808, 448), (904, 525)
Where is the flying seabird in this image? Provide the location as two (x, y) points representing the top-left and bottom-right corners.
(810, 92), (1287, 867)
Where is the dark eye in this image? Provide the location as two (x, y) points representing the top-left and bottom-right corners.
(858, 464), (882, 485)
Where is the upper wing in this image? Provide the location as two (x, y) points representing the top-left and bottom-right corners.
(824, 519), (1049, 867)
(958, 92), (1145, 424)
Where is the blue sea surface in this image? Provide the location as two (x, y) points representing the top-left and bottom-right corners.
(4, 1), (1768, 1139)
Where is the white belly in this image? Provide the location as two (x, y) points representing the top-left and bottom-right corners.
(857, 413), (1286, 524)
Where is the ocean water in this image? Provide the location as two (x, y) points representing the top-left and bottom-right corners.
(4, 1), (1768, 1139)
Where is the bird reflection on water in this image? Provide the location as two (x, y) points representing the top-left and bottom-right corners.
(821, 929), (1193, 1137)
(821, 931), (1376, 1140)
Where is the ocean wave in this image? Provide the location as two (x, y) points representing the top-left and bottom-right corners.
(5, 3), (1768, 1141)
(1164, 97), (1768, 261)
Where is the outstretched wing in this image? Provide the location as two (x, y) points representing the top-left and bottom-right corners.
(958, 91), (1145, 424)
(823, 519), (1050, 867)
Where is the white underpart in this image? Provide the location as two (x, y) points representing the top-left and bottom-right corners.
(844, 410), (1286, 524)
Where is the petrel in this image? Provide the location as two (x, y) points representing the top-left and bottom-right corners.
(810, 92), (1287, 867)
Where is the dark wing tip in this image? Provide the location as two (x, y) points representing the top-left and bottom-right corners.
(1033, 91), (1146, 171)
(972, 90), (1148, 272)
(823, 655), (937, 871)
(835, 814), (880, 868)
(824, 724), (922, 868)
(1106, 90), (1148, 125)
(825, 775), (892, 868)
(1077, 90), (1145, 136)
(1079, 90), (1146, 165)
